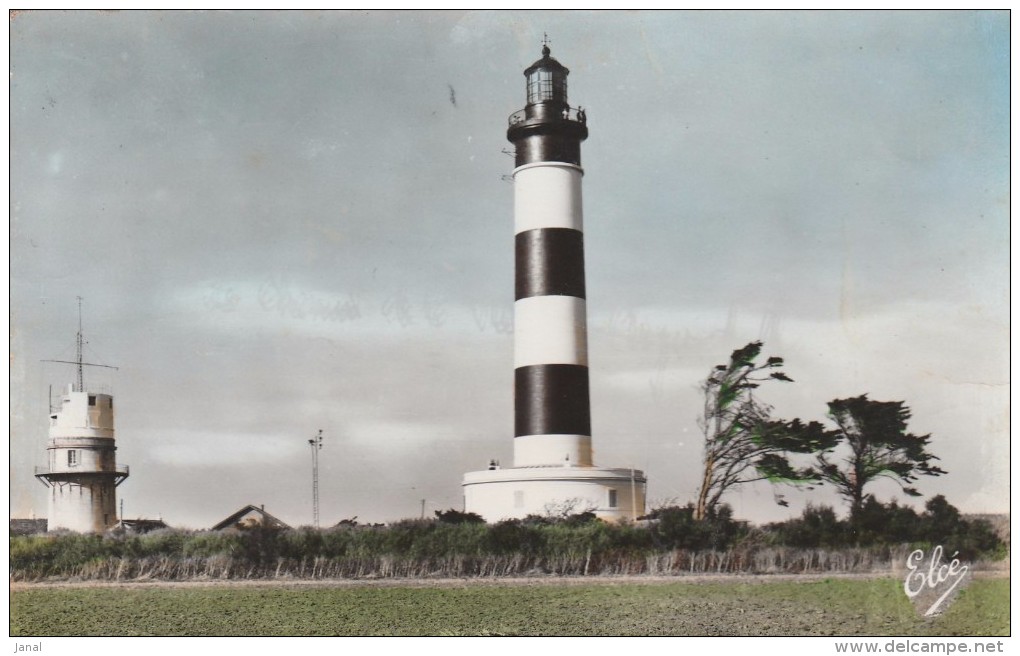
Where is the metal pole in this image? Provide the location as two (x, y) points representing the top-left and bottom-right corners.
(308, 430), (323, 528)
(630, 467), (637, 521)
(75, 296), (84, 392)
(420, 498), (425, 519)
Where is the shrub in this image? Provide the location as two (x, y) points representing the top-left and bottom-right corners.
(766, 504), (845, 548)
(764, 496), (1005, 560)
(484, 520), (544, 555)
(434, 509), (485, 524)
(920, 495), (1004, 560)
(646, 503), (747, 550)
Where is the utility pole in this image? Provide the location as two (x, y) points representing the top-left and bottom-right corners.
(308, 430), (323, 528)
(630, 467), (637, 521)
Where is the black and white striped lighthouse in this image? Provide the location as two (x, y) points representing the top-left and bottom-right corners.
(463, 43), (646, 522)
(508, 44), (593, 469)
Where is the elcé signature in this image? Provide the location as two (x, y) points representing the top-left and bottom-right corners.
(904, 545), (969, 617)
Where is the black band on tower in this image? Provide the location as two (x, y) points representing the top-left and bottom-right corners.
(515, 228), (586, 301)
(514, 364), (591, 437)
(512, 132), (584, 167)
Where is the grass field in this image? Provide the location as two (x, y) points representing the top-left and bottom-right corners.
(10, 576), (1008, 636)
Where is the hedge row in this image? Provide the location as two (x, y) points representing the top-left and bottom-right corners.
(10, 498), (1004, 581)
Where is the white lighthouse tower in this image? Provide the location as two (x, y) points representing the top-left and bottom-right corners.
(35, 302), (128, 532)
(463, 44), (647, 522)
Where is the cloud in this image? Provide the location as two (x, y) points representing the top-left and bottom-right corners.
(148, 430), (298, 467)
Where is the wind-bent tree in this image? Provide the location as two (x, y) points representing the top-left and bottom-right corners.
(694, 342), (835, 521)
(814, 395), (947, 518)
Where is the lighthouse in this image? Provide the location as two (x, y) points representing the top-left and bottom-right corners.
(35, 304), (128, 532)
(463, 44), (647, 522)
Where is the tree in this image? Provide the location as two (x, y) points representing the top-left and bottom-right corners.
(543, 498), (596, 520)
(694, 342), (835, 520)
(814, 395), (947, 518)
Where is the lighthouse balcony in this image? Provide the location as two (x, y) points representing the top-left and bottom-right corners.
(508, 105), (587, 128)
(35, 464), (129, 487)
(507, 104), (589, 144)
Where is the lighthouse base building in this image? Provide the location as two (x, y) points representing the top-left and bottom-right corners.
(462, 45), (646, 523)
(464, 464), (646, 523)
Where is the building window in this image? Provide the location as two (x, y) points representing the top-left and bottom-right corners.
(68, 450), (78, 466)
(514, 491), (525, 509)
(608, 489), (618, 508)
(88, 395), (96, 406)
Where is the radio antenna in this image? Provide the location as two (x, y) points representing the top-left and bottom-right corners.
(42, 297), (118, 392)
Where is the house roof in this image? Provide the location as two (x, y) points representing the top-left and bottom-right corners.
(10, 518), (48, 535)
(116, 518), (170, 533)
(210, 504), (291, 531)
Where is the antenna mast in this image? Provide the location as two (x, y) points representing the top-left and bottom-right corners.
(75, 296), (84, 392)
(42, 297), (118, 389)
(308, 430), (324, 528)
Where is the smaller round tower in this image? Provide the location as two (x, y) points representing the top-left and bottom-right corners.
(36, 386), (128, 531)
(35, 303), (128, 532)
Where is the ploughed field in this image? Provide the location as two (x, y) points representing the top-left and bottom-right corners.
(10, 575), (1008, 636)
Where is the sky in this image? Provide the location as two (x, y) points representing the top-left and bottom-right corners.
(9, 10), (1010, 529)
